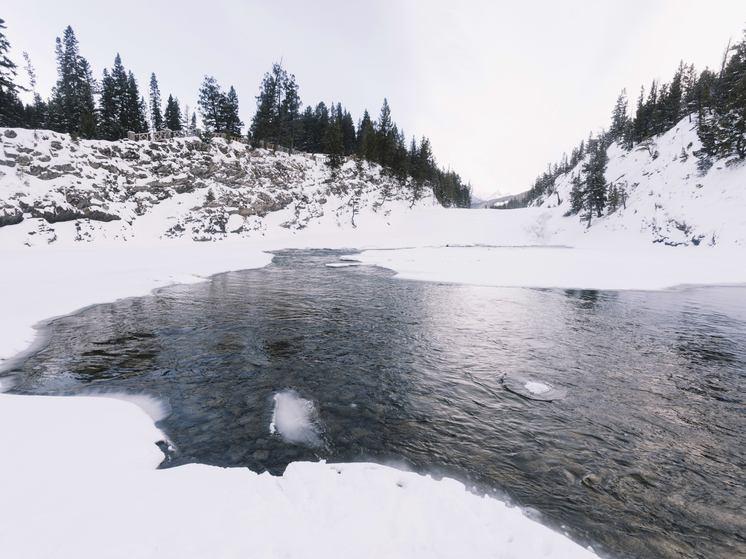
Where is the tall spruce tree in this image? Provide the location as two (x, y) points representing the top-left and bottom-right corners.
(125, 72), (148, 133)
(582, 136), (609, 220)
(21, 51), (46, 129)
(250, 61), (301, 148)
(610, 89), (631, 148)
(98, 55), (138, 140)
(221, 85), (243, 137)
(149, 73), (164, 131)
(376, 98), (395, 167)
(279, 73), (301, 150)
(324, 114), (344, 169)
(164, 94), (181, 131)
(0, 18), (25, 127)
(48, 26), (97, 137)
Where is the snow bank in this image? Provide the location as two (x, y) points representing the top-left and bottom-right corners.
(0, 388), (596, 558)
(348, 243), (746, 290)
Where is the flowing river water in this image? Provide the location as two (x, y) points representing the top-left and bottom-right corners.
(6, 249), (746, 558)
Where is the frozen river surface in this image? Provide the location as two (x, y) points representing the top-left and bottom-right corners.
(8, 250), (746, 558)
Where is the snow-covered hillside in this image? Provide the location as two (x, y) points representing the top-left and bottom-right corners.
(0, 128), (435, 247)
(530, 117), (746, 246)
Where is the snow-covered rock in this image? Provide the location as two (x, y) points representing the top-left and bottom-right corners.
(0, 128), (435, 246)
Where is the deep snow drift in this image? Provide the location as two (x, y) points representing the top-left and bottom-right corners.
(1, 123), (745, 558)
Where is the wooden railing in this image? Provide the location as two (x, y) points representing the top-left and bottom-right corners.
(127, 129), (198, 141)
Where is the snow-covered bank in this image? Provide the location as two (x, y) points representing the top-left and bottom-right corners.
(349, 243), (746, 290)
(0, 388), (598, 558)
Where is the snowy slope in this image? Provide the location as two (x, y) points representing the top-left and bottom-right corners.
(531, 116), (746, 246)
(0, 128), (436, 247)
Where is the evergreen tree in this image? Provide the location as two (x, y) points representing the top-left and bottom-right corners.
(250, 65), (279, 144)
(610, 89), (631, 148)
(582, 136), (609, 218)
(356, 109), (376, 161)
(376, 98), (395, 167)
(310, 102), (329, 153)
(97, 54), (130, 140)
(279, 72), (301, 149)
(0, 19), (18, 94)
(390, 125), (409, 183)
(221, 85), (243, 137)
(164, 94), (181, 131)
(250, 62), (302, 149)
(0, 18), (25, 127)
(48, 26), (97, 137)
(149, 73), (163, 131)
(21, 51), (46, 129)
(340, 108), (356, 156)
(324, 115), (344, 169)
(124, 71), (148, 133)
(198, 75), (224, 132)
(569, 174), (585, 214)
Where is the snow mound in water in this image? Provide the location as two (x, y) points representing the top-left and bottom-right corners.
(502, 373), (567, 401)
(269, 390), (323, 447)
(525, 381), (552, 395)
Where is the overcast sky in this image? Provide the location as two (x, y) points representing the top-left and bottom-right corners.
(4, 1), (746, 197)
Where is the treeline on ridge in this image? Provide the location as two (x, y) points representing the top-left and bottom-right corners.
(0, 22), (470, 208)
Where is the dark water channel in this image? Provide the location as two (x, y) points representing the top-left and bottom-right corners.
(6, 249), (746, 558)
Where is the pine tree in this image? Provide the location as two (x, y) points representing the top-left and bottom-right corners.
(376, 98), (395, 167)
(0, 18), (25, 127)
(164, 94), (181, 131)
(610, 89), (631, 148)
(340, 109), (356, 156)
(356, 109), (375, 161)
(250, 62), (302, 149)
(21, 51), (46, 129)
(149, 73), (163, 131)
(324, 115), (344, 170)
(99, 54), (137, 140)
(48, 26), (97, 137)
(279, 71), (301, 149)
(250, 65), (279, 144)
(569, 174), (585, 214)
(198, 75), (224, 132)
(582, 136), (609, 219)
(0, 19), (18, 94)
(123, 71), (147, 133)
(221, 85), (243, 137)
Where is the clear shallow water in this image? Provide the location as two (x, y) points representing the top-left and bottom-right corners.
(6, 249), (746, 559)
